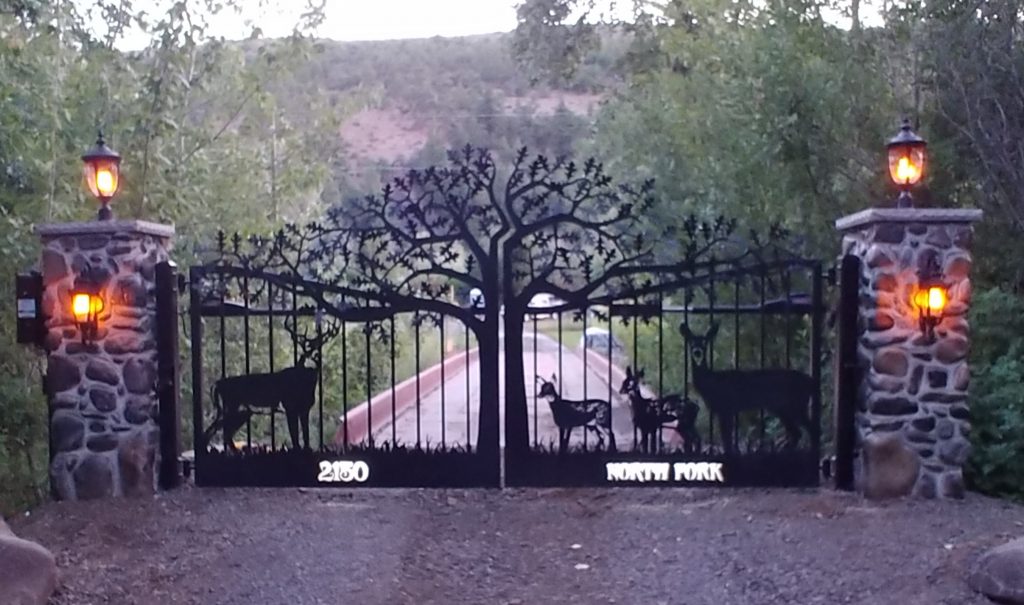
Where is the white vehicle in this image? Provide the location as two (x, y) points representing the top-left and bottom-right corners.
(527, 293), (562, 318)
(580, 326), (625, 355)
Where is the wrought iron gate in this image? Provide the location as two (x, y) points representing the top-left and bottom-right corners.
(186, 149), (827, 489)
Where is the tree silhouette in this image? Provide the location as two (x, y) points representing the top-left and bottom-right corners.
(220, 146), (741, 463)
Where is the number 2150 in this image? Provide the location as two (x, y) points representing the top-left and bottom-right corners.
(317, 460), (370, 483)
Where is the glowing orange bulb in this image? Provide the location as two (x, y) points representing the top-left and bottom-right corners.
(95, 168), (116, 197)
(926, 286), (946, 312)
(914, 286), (947, 313)
(895, 157), (920, 184)
(71, 292), (103, 323)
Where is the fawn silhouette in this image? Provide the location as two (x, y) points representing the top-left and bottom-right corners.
(619, 367), (701, 454)
(679, 322), (814, 453)
(536, 374), (617, 453)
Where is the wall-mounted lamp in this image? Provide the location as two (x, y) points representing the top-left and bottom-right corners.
(913, 256), (947, 341)
(887, 118), (927, 209)
(71, 267), (106, 343)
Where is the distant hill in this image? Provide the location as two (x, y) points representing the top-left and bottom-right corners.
(290, 33), (620, 181)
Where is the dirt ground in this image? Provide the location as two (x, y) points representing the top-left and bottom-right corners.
(10, 487), (1023, 605)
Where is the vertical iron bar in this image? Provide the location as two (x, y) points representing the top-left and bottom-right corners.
(532, 313), (538, 449)
(707, 277), (715, 449)
(734, 279), (740, 452)
(291, 284), (298, 364)
(189, 269), (204, 479)
(582, 306), (588, 449)
(268, 283), (275, 450)
(557, 311), (563, 399)
(811, 263), (824, 485)
(760, 268), (767, 446)
(440, 317), (446, 447)
(317, 312), (324, 449)
(631, 298), (638, 450)
(341, 318), (348, 449)
(391, 316), (398, 445)
(465, 323), (471, 448)
(243, 275), (251, 447)
(415, 313), (421, 446)
(785, 269), (792, 369)
(657, 290), (664, 449)
(219, 273), (227, 448)
(366, 323), (374, 447)
(291, 285), (298, 450)
(608, 305), (616, 449)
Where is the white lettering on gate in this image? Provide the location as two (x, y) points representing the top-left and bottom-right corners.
(605, 462), (670, 482)
(672, 462), (725, 483)
(605, 461), (725, 483)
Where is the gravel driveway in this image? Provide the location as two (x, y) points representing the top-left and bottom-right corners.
(11, 487), (1023, 605)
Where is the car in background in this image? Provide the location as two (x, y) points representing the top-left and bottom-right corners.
(580, 326), (625, 357)
(527, 293), (562, 318)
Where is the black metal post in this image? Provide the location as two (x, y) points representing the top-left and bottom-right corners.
(156, 261), (182, 489)
(811, 262), (824, 484)
(835, 255), (861, 491)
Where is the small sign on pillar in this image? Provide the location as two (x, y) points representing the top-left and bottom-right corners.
(15, 271), (44, 347)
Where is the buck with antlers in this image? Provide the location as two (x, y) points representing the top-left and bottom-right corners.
(679, 322), (814, 453)
(536, 374), (617, 453)
(203, 312), (341, 452)
(619, 367), (701, 454)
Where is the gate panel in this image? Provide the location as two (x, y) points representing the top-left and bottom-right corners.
(189, 264), (499, 488)
(506, 260), (825, 488)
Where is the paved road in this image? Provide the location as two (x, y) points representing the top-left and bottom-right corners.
(376, 333), (637, 449)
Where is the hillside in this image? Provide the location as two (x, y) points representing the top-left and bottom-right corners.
(292, 33), (619, 179)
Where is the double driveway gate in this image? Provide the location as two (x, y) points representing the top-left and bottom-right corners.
(187, 150), (826, 488)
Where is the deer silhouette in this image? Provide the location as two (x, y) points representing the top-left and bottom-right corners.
(619, 367), (701, 454)
(204, 314), (340, 452)
(536, 374), (617, 453)
(679, 322), (814, 453)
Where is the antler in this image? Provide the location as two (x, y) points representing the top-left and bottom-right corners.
(283, 309), (343, 367)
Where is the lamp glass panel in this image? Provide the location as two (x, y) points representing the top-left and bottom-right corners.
(83, 159), (120, 200)
(888, 145), (926, 186)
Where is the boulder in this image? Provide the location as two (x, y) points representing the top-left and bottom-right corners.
(0, 518), (57, 605)
(969, 537), (1024, 604)
(862, 432), (920, 500)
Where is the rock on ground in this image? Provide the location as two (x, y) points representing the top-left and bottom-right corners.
(0, 517), (57, 605)
(969, 536), (1024, 604)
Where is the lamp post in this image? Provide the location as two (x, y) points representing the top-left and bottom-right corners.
(887, 118), (927, 208)
(81, 131), (121, 220)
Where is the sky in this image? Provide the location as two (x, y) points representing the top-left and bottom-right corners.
(109, 0), (526, 50)
(103, 0), (870, 51)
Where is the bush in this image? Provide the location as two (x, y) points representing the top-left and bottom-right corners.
(966, 287), (1024, 500)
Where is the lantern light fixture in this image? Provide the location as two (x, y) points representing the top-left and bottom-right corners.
(70, 266), (106, 343)
(81, 131), (121, 220)
(887, 118), (927, 209)
(914, 255), (948, 341)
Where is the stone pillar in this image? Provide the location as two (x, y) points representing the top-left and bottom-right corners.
(836, 208), (982, 499)
(37, 220), (174, 500)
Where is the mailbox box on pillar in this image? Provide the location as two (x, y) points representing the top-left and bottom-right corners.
(15, 271), (44, 346)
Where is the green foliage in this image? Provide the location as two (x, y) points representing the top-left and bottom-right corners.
(966, 288), (1024, 500)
